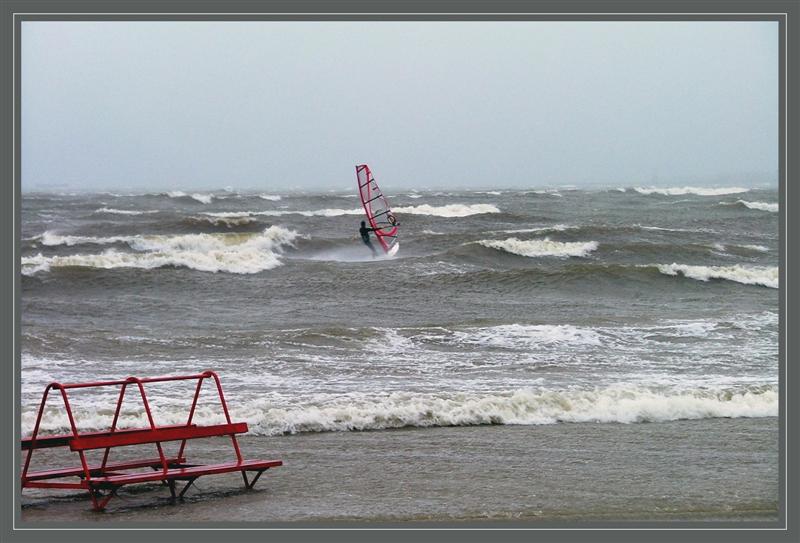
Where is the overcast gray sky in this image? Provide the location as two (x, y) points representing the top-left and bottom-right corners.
(21, 21), (778, 192)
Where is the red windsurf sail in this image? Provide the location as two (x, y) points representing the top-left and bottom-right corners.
(356, 164), (399, 256)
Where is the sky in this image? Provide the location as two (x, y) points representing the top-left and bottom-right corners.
(21, 21), (779, 192)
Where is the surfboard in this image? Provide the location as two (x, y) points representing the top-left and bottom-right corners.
(356, 164), (399, 256)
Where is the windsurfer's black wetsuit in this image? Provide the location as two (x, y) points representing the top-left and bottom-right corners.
(359, 222), (377, 256)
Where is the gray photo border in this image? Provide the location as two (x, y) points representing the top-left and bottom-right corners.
(2, 0), (797, 541)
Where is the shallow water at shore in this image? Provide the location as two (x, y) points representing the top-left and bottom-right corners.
(21, 417), (779, 524)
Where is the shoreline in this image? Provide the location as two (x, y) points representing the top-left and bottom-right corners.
(21, 417), (779, 525)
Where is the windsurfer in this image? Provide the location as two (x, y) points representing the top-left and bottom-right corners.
(359, 220), (378, 256)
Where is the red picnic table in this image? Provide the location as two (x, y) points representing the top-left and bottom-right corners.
(21, 370), (282, 511)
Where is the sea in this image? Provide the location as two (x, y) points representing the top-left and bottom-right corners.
(19, 184), (780, 522)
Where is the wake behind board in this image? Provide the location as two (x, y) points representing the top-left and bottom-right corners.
(356, 164), (399, 256)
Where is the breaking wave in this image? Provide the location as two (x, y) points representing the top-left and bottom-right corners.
(165, 191), (214, 204)
(183, 215), (259, 228)
(449, 324), (602, 348)
(419, 262), (779, 291)
(21, 385), (778, 437)
(497, 224), (571, 234)
(202, 203), (500, 218)
(38, 231), (133, 247)
(633, 187), (750, 196)
(708, 243), (770, 255)
(720, 200), (778, 212)
(94, 208), (159, 215)
(740, 244), (770, 253)
(204, 209), (362, 218)
(525, 189), (563, 197)
(654, 263), (778, 289)
(21, 226), (299, 275)
(392, 204), (500, 217)
(477, 237), (598, 258)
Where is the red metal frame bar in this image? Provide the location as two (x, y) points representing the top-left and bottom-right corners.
(21, 370), (281, 512)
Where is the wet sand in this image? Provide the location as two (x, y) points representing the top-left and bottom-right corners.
(20, 417), (779, 526)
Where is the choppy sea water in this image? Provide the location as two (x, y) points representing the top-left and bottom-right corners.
(20, 185), (779, 439)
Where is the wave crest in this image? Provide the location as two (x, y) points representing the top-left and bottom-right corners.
(633, 187), (750, 196)
(478, 237), (598, 258)
(165, 191), (214, 204)
(393, 204), (500, 217)
(94, 208), (159, 215)
(204, 208), (362, 218)
(720, 200), (778, 212)
(22, 385), (778, 437)
(21, 226), (299, 275)
(654, 263), (778, 289)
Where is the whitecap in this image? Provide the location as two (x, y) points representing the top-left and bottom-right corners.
(654, 263), (778, 289)
(392, 203), (500, 217)
(477, 237), (598, 258)
(633, 186), (750, 196)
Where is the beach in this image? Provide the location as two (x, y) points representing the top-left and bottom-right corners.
(21, 417), (778, 523)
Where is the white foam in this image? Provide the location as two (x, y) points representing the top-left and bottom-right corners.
(658, 321), (719, 337)
(22, 385), (777, 436)
(633, 186), (750, 196)
(299, 246), (397, 263)
(526, 189), (564, 197)
(655, 263), (778, 289)
(498, 224), (571, 234)
(39, 231), (134, 246)
(259, 194), (282, 201)
(190, 215), (258, 227)
(740, 244), (770, 253)
(453, 324), (603, 349)
(712, 243), (770, 254)
(366, 328), (417, 354)
(94, 208), (159, 215)
(478, 237), (598, 258)
(205, 204), (499, 218)
(204, 208), (363, 218)
(638, 225), (675, 231)
(21, 226), (299, 275)
(190, 193), (213, 204)
(734, 200), (778, 212)
(710, 243), (727, 253)
(392, 204), (500, 217)
(163, 191), (213, 204)
(636, 224), (716, 234)
(726, 311), (778, 331)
